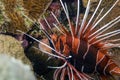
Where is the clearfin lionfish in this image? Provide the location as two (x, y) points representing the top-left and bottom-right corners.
(18, 0), (120, 80)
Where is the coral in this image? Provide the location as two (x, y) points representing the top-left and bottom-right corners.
(0, 0), (27, 33)
(0, 0), (53, 33)
(0, 54), (36, 80)
(23, 0), (52, 20)
(0, 34), (31, 66)
(83, 0), (120, 40)
(0, 2), (4, 25)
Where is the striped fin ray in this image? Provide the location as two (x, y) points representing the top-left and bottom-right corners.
(103, 40), (120, 49)
(39, 22), (59, 51)
(105, 38), (120, 43)
(68, 66), (74, 80)
(66, 67), (71, 80)
(83, 0), (103, 34)
(39, 23), (55, 46)
(17, 30), (68, 59)
(53, 23), (67, 35)
(91, 29), (120, 45)
(60, 68), (67, 80)
(52, 62), (91, 80)
(67, 63), (92, 80)
(78, 0), (90, 38)
(101, 43), (120, 50)
(43, 15), (52, 29)
(85, 0), (119, 42)
(75, 0), (80, 34)
(51, 12), (67, 35)
(21, 12), (68, 58)
(88, 16), (120, 43)
(53, 63), (91, 80)
(53, 67), (74, 80)
(53, 68), (62, 80)
(21, 11), (58, 51)
(90, 0), (119, 31)
(64, 3), (76, 37)
(42, 15), (54, 33)
(60, 0), (74, 38)
(48, 62), (67, 69)
(21, 11), (57, 51)
(83, 8), (105, 39)
(89, 16), (120, 39)
(92, 8), (104, 27)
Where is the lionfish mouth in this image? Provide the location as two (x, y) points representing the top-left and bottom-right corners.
(18, 0), (120, 80)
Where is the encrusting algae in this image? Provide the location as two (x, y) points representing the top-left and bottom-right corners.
(0, 0), (52, 33)
(23, 0), (52, 20)
(1, 0), (27, 33)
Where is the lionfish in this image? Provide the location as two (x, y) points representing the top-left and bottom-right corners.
(18, 0), (120, 80)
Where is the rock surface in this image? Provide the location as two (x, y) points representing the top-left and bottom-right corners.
(0, 34), (31, 65)
(0, 54), (36, 80)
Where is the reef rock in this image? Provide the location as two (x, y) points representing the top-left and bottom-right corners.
(0, 34), (31, 65)
(0, 54), (36, 80)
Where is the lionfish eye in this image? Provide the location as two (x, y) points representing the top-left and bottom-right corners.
(65, 55), (72, 60)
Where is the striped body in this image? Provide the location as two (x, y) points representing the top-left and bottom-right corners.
(50, 27), (120, 79)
